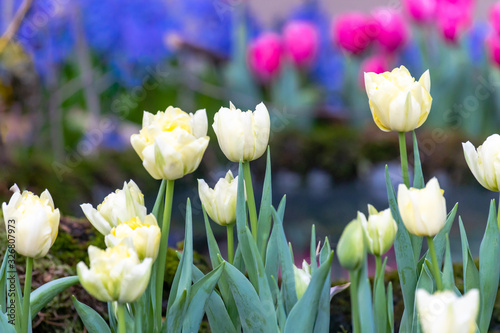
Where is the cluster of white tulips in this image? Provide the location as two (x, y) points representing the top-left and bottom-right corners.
(2, 64), (500, 333)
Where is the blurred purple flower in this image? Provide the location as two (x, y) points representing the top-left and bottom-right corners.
(466, 22), (489, 65)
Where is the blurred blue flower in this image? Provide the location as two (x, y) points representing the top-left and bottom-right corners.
(466, 22), (489, 65)
(397, 40), (424, 75)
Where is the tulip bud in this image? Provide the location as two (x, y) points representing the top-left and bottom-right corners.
(397, 178), (447, 237)
(416, 289), (479, 333)
(2, 184), (60, 258)
(337, 219), (365, 271)
(371, 8), (409, 53)
(213, 102), (270, 163)
(130, 107), (210, 180)
(293, 260), (311, 299)
(359, 205), (397, 256)
(81, 180), (147, 235)
(436, 1), (473, 43)
(463, 134), (500, 192)
(332, 13), (375, 55)
(283, 20), (319, 68)
(403, 0), (436, 24)
(247, 32), (283, 83)
(77, 245), (153, 303)
(105, 215), (161, 261)
(364, 66), (432, 132)
(198, 170), (239, 226)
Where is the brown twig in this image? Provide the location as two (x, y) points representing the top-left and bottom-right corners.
(0, 0), (34, 54)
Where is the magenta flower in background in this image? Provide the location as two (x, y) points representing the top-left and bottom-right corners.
(490, 2), (500, 35)
(436, 0), (475, 43)
(359, 54), (389, 87)
(283, 20), (319, 68)
(332, 13), (375, 55)
(372, 9), (409, 53)
(487, 32), (500, 67)
(248, 32), (283, 83)
(403, 0), (437, 24)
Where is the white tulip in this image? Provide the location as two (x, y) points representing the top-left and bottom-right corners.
(359, 205), (397, 256)
(416, 289), (479, 333)
(2, 184), (60, 258)
(397, 178), (447, 237)
(81, 180), (146, 235)
(293, 260), (311, 299)
(364, 66), (432, 132)
(130, 107), (209, 180)
(463, 134), (500, 192)
(198, 170), (239, 226)
(213, 102), (270, 162)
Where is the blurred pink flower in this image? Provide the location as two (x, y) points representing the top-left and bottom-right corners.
(436, 0), (474, 43)
(403, 0), (437, 24)
(332, 13), (375, 55)
(372, 9), (409, 53)
(490, 2), (500, 35)
(487, 32), (500, 67)
(359, 54), (389, 87)
(248, 32), (283, 83)
(283, 20), (319, 68)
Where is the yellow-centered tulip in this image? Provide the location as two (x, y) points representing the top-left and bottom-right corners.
(397, 178), (447, 237)
(81, 180), (146, 235)
(77, 245), (153, 303)
(416, 289), (479, 333)
(2, 184), (60, 258)
(198, 170), (239, 226)
(364, 66), (432, 132)
(105, 215), (161, 261)
(213, 102), (270, 162)
(359, 205), (397, 256)
(130, 106), (209, 180)
(463, 134), (500, 192)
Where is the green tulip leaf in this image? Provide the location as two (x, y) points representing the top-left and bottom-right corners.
(374, 257), (388, 333)
(72, 296), (111, 333)
(442, 235), (455, 291)
(412, 263), (434, 333)
(257, 148), (273, 258)
(30, 275), (79, 320)
(265, 196), (286, 289)
(0, 309), (15, 333)
(387, 282), (394, 333)
(202, 205), (222, 269)
(459, 217), (479, 293)
(313, 241), (333, 333)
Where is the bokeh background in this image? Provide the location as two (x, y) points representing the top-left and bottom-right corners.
(1, 0), (500, 329)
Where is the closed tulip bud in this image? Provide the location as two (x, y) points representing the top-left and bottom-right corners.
(77, 245), (153, 303)
(248, 32), (283, 83)
(130, 107), (209, 180)
(213, 102), (270, 163)
(337, 219), (365, 271)
(416, 289), (479, 333)
(364, 66), (432, 132)
(372, 8), (409, 53)
(463, 134), (500, 192)
(359, 205), (397, 256)
(397, 178), (447, 237)
(403, 0), (436, 24)
(2, 184), (60, 258)
(332, 13), (375, 55)
(198, 170), (239, 226)
(81, 180), (147, 235)
(105, 215), (161, 261)
(283, 21), (319, 68)
(293, 260), (311, 299)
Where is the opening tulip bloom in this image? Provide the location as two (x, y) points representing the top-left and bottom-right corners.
(397, 178), (447, 237)
(105, 215), (161, 261)
(130, 107), (209, 180)
(293, 260), (311, 299)
(198, 170), (239, 226)
(213, 102), (270, 163)
(283, 20), (319, 68)
(364, 66), (432, 132)
(247, 32), (283, 83)
(463, 134), (500, 192)
(359, 205), (397, 256)
(2, 184), (60, 258)
(77, 245), (153, 303)
(416, 289), (479, 333)
(81, 180), (147, 235)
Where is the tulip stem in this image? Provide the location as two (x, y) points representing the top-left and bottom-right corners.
(117, 303), (126, 333)
(349, 269), (361, 333)
(243, 162), (258, 242)
(155, 179), (175, 330)
(227, 225), (234, 264)
(22, 257), (33, 333)
(427, 236), (443, 291)
(398, 132), (410, 188)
